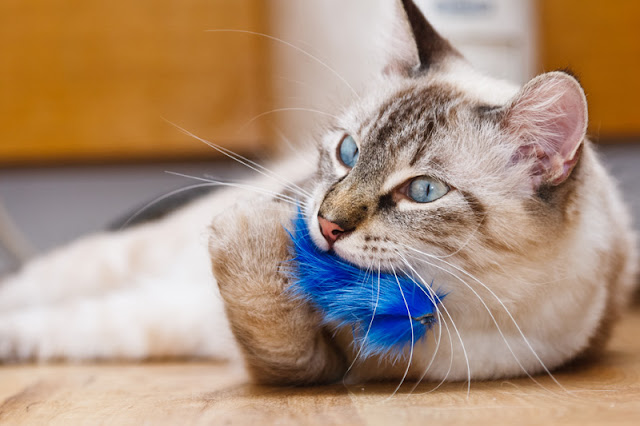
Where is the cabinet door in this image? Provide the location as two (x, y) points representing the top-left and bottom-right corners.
(539, 0), (640, 140)
(0, 0), (270, 165)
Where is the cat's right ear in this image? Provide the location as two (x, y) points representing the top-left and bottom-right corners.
(502, 71), (588, 188)
(384, 0), (460, 76)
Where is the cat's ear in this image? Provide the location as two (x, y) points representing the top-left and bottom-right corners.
(384, 0), (459, 76)
(503, 71), (588, 188)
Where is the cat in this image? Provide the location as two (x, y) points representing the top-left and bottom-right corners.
(0, 0), (637, 388)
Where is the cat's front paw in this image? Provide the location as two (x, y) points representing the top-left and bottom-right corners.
(208, 200), (345, 385)
(208, 199), (295, 299)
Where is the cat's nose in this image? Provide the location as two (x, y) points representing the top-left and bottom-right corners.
(318, 215), (345, 246)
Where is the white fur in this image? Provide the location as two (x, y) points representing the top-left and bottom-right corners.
(0, 156), (310, 362)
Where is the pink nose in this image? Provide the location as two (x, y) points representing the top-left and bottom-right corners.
(318, 216), (345, 246)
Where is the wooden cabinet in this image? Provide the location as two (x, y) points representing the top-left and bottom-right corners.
(538, 0), (640, 140)
(0, 0), (271, 165)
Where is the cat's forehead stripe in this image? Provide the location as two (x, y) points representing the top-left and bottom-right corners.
(408, 129), (432, 167)
(362, 84), (460, 153)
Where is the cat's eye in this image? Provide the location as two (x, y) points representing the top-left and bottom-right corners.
(338, 134), (359, 168)
(407, 177), (449, 203)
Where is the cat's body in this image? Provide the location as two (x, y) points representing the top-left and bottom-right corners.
(0, 0), (637, 386)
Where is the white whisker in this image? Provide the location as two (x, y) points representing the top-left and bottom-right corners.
(274, 76), (331, 100)
(118, 183), (218, 230)
(385, 264), (415, 400)
(343, 260), (378, 384)
(402, 245), (568, 394)
(165, 171), (306, 208)
(430, 215), (484, 259)
(161, 119), (313, 199)
(396, 253), (471, 397)
(205, 29), (359, 98)
(270, 126), (317, 168)
(396, 257), (454, 396)
(407, 252), (547, 390)
(241, 107), (340, 131)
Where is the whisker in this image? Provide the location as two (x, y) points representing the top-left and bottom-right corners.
(406, 247), (568, 393)
(247, 206), (304, 215)
(165, 171), (306, 208)
(274, 76), (330, 99)
(270, 126), (317, 168)
(118, 183), (219, 230)
(396, 253), (471, 397)
(343, 260), (381, 383)
(205, 29), (359, 98)
(430, 215), (485, 259)
(402, 245), (568, 394)
(241, 107), (340, 131)
(162, 119), (313, 199)
(407, 252), (550, 391)
(385, 264), (415, 400)
(396, 258), (454, 396)
(414, 304), (455, 396)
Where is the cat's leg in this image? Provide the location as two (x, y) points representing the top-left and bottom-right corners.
(0, 225), (168, 312)
(209, 199), (347, 385)
(0, 193), (220, 312)
(0, 194), (243, 361)
(0, 277), (240, 361)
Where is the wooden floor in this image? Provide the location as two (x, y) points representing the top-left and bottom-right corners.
(2, 309), (640, 425)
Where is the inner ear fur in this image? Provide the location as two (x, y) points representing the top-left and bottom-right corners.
(503, 71), (588, 188)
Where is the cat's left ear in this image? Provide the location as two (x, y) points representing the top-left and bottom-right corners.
(384, 0), (460, 76)
(503, 71), (588, 188)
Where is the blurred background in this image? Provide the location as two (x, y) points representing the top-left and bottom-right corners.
(1, 0), (639, 273)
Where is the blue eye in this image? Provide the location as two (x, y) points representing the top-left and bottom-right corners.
(407, 177), (449, 203)
(338, 135), (359, 168)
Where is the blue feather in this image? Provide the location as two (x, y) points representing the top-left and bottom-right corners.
(285, 208), (443, 358)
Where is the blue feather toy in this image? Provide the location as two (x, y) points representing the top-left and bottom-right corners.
(286, 208), (443, 358)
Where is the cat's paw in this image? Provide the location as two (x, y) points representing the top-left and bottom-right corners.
(208, 199), (295, 300)
(207, 199), (346, 385)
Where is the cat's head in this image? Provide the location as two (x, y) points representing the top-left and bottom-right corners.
(306, 0), (588, 276)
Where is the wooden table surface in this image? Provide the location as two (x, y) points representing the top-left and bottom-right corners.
(2, 309), (640, 425)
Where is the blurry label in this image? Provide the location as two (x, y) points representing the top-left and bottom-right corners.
(434, 0), (494, 16)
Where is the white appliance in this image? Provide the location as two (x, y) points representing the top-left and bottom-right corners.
(417, 0), (536, 84)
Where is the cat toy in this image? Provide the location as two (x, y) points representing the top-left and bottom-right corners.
(286, 208), (443, 357)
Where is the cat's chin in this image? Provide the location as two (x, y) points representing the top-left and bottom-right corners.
(332, 245), (364, 267)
